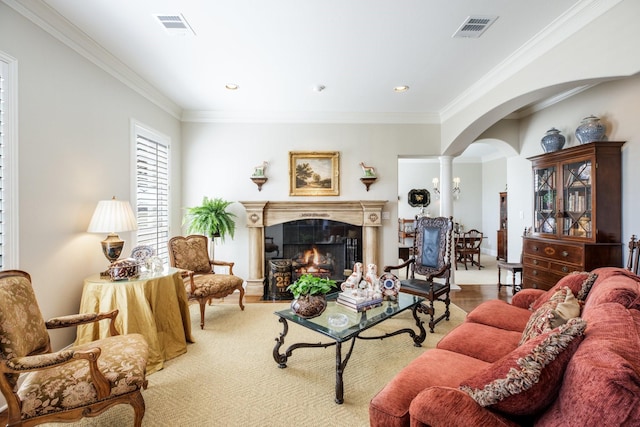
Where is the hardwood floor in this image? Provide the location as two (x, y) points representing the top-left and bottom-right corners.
(450, 284), (513, 313)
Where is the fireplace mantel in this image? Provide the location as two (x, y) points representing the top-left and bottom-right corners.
(240, 200), (387, 301)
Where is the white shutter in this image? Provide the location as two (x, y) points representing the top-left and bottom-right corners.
(0, 60), (5, 268)
(135, 130), (170, 262)
(0, 53), (18, 270)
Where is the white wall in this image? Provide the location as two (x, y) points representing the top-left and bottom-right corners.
(181, 122), (441, 279)
(0, 4), (182, 348)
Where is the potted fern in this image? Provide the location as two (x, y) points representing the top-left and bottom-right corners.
(184, 197), (237, 259)
(287, 274), (336, 318)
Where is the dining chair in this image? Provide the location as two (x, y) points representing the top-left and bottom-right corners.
(455, 229), (483, 270)
(0, 270), (149, 427)
(168, 235), (245, 329)
(384, 216), (453, 332)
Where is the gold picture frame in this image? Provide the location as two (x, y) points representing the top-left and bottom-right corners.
(289, 151), (340, 196)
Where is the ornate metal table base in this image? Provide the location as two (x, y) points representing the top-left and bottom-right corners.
(272, 303), (426, 404)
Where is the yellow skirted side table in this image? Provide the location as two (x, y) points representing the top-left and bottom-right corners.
(75, 267), (194, 374)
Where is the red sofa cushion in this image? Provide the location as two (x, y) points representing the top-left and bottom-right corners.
(369, 349), (489, 427)
(437, 322), (522, 363)
(584, 267), (640, 311)
(465, 300), (532, 332)
(537, 302), (640, 426)
(460, 317), (586, 417)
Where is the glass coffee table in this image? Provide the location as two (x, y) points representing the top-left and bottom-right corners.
(273, 292), (426, 404)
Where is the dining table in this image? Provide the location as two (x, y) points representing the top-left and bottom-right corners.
(454, 232), (485, 269)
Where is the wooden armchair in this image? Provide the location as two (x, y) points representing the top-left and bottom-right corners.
(0, 270), (149, 427)
(384, 216), (453, 332)
(168, 235), (245, 329)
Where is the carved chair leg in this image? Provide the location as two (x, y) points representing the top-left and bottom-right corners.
(130, 390), (146, 427)
(198, 299), (206, 329)
(237, 285), (245, 310)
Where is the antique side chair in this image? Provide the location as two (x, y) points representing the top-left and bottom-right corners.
(168, 235), (245, 329)
(627, 234), (639, 274)
(0, 270), (149, 427)
(384, 216), (453, 332)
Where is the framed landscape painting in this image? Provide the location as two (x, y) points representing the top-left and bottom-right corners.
(289, 151), (340, 196)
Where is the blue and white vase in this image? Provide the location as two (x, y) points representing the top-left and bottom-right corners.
(540, 128), (566, 153)
(575, 115), (606, 144)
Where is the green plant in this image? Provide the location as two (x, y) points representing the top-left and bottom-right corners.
(286, 274), (336, 298)
(184, 197), (237, 242)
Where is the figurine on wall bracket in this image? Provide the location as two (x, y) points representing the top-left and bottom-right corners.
(359, 162), (378, 191)
(359, 162), (376, 177)
(250, 161), (269, 191)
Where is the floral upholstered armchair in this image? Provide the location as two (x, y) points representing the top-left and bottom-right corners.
(0, 270), (149, 427)
(168, 235), (245, 329)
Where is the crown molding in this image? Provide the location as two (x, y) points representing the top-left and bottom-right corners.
(440, 0), (623, 122)
(181, 109), (441, 124)
(509, 84), (596, 119)
(3, 0), (183, 119)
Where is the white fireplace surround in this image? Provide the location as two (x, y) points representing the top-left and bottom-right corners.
(240, 200), (387, 301)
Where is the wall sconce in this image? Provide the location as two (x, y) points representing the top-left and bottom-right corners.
(453, 177), (461, 199)
(432, 177), (461, 200)
(250, 161), (268, 191)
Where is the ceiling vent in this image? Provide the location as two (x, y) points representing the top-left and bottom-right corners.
(154, 14), (195, 36)
(452, 15), (498, 38)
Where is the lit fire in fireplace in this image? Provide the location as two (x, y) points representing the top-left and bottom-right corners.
(293, 246), (334, 276)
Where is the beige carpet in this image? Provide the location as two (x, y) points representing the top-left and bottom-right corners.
(454, 256), (500, 285)
(45, 300), (467, 427)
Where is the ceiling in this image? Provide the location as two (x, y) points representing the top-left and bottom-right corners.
(12, 0), (598, 124)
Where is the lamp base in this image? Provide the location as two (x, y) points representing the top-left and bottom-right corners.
(101, 233), (124, 263)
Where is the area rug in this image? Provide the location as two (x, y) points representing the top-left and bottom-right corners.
(47, 301), (467, 427)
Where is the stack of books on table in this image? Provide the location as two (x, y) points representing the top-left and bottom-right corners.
(336, 292), (383, 312)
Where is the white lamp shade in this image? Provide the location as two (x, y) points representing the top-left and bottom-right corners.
(87, 198), (138, 233)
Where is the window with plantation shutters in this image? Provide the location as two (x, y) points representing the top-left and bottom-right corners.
(0, 60), (5, 269)
(134, 123), (170, 262)
(0, 54), (18, 270)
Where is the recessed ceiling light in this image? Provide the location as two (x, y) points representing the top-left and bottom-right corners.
(394, 85), (409, 92)
(225, 84), (239, 90)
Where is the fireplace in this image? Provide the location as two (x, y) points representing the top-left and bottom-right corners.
(264, 219), (363, 300)
(240, 200), (386, 302)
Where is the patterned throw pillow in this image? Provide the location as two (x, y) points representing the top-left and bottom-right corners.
(548, 291), (581, 329)
(530, 272), (598, 311)
(575, 272), (598, 301)
(519, 287), (571, 345)
(460, 317), (587, 416)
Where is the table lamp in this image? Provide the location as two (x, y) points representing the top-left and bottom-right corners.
(87, 197), (138, 268)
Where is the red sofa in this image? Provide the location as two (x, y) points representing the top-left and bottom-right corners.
(369, 267), (640, 426)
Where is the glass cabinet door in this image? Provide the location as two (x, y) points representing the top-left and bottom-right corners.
(562, 159), (592, 238)
(534, 165), (557, 235)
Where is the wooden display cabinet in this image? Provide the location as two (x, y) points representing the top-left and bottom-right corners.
(523, 141), (624, 290)
(497, 192), (508, 261)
